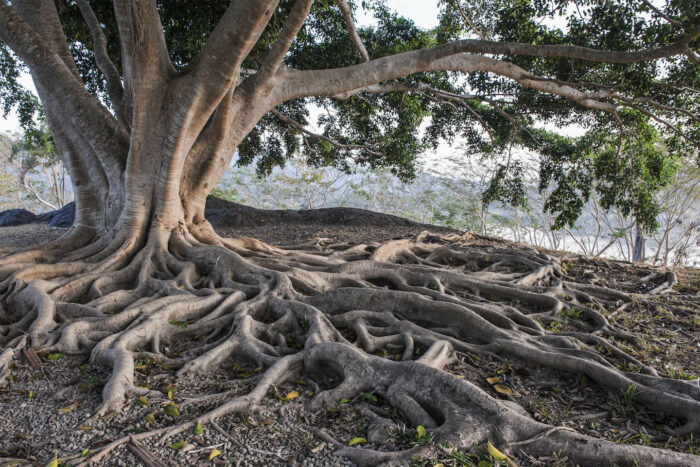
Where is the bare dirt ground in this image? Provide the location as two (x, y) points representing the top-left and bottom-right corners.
(0, 211), (697, 466)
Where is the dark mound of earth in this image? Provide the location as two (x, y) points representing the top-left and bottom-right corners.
(0, 196), (445, 235)
(203, 196), (420, 228)
(36, 202), (75, 228)
(0, 208), (36, 227)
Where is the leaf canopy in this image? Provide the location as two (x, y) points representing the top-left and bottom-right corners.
(1, 0), (697, 230)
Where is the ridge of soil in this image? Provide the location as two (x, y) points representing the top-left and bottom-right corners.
(0, 204), (697, 467)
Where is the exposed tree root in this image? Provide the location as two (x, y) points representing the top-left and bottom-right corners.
(1, 226), (698, 465)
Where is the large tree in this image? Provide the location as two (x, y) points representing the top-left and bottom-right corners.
(0, 0), (699, 464)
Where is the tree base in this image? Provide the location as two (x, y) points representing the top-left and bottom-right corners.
(0, 226), (698, 465)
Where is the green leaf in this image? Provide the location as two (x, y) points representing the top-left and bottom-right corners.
(358, 392), (378, 403)
(168, 440), (187, 450)
(416, 425), (427, 438)
(339, 398), (350, 404)
(192, 421), (203, 435)
(81, 448), (90, 457)
(163, 402), (179, 417)
(47, 353), (63, 361)
(137, 396), (148, 406)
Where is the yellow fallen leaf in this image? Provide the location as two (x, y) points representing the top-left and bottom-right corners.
(416, 425), (427, 438)
(79, 426), (92, 431)
(493, 384), (519, 396)
(137, 396), (148, 406)
(486, 377), (501, 384)
(209, 449), (222, 460)
(348, 437), (367, 446)
(487, 441), (507, 460)
(46, 456), (58, 467)
(59, 402), (78, 414)
(285, 390), (299, 400)
(306, 391), (314, 397)
(487, 441), (518, 467)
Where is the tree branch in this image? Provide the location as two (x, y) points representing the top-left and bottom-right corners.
(453, 0), (487, 39)
(186, 0), (279, 101)
(0, 1), (129, 165)
(111, 0), (173, 91)
(277, 28), (699, 102)
(271, 109), (382, 155)
(76, 0), (125, 124)
(282, 54), (617, 113)
(639, 0), (681, 27)
(254, 0), (313, 87)
(166, 0), (281, 142)
(334, 0), (369, 62)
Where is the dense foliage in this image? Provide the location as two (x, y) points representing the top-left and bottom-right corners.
(1, 0), (698, 230)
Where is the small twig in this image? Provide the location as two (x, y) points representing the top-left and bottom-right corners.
(127, 436), (167, 467)
(188, 442), (225, 454)
(211, 420), (286, 459)
(510, 426), (576, 448)
(566, 411), (609, 422)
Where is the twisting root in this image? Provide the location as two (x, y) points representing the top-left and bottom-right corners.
(1, 227), (698, 465)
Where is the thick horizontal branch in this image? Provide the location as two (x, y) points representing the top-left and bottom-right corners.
(276, 28), (699, 102)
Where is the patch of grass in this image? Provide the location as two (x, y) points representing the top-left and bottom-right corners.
(560, 307), (582, 319)
(392, 425), (433, 448)
(666, 366), (697, 381)
(610, 384), (637, 415)
(409, 442), (512, 467)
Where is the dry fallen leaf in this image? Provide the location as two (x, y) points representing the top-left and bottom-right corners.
(310, 442), (325, 453)
(493, 384), (519, 396)
(486, 376), (501, 384)
(59, 402), (78, 414)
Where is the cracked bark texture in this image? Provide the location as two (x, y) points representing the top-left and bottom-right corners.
(0, 0), (699, 465)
